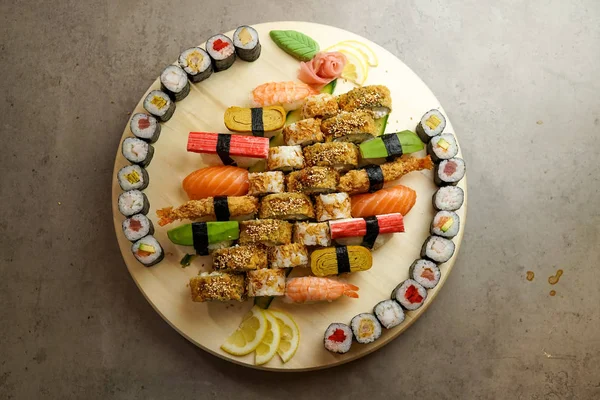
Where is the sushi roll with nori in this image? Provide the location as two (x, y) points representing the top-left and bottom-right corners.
(131, 235), (164, 267)
(122, 214), (154, 242)
(206, 34), (236, 72)
(160, 65), (190, 101)
(122, 137), (154, 167)
(431, 210), (460, 238)
(409, 259), (441, 289)
(117, 165), (149, 191)
(373, 299), (405, 329)
(178, 47), (213, 83)
(233, 25), (261, 62)
(350, 313), (382, 344)
(434, 157), (466, 186)
(433, 186), (464, 211)
(416, 109), (446, 143)
(167, 221), (239, 255)
(392, 279), (427, 311)
(118, 190), (150, 217)
(143, 90), (175, 122)
(130, 113), (161, 143)
(324, 323), (353, 354)
(427, 134), (458, 163)
(421, 235), (455, 263)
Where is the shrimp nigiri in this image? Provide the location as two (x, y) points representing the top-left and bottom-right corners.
(251, 81), (319, 111)
(284, 276), (359, 303)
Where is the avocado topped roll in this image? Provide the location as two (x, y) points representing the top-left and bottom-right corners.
(321, 111), (377, 143)
(337, 85), (392, 118)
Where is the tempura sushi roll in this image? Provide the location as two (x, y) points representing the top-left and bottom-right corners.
(239, 219), (292, 246)
(301, 93), (339, 119)
(324, 323), (353, 354)
(232, 25), (261, 62)
(310, 246), (372, 276)
(432, 186), (464, 211)
(131, 235), (164, 267)
(206, 34), (236, 72)
(431, 210), (460, 238)
(338, 85), (392, 118)
(122, 137), (154, 167)
(434, 158), (466, 186)
(213, 244), (267, 272)
(416, 109), (446, 143)
(248, 171), (285, 196)
(190, 272), (246, 302)
(286, 167), (339, 194)
(122, 214), (154, 242)
(373, 300), (405, 329)
(268, 243), (309, 268)
(321, 111), (377, 143)
(292, 222), (331, 247)
(350, 313), (382, 344)
(167, 221), (239, 255)
(143, 90), (175, 122)
(392, 279), (427, 311)
(160, 65), (190, 101)
(315, 193), (351, 221)
(259, 193), (315, 220)
(427, 134), (458, 163)
(421, 235), (455, 263)
(247, 269), (286, 297)
(118, 190), (149, 217)
(224, 106), (285, 135)
(303, 142), (359, 172)
(283, 118), (324, 146)
(178, 47), (213, 83)
(267, 145), (304, 172)
(156, 196), (259, 226)
(130, 113), (161, 143)
(409, 259), (441, 289)
(187, 132), (269, 167)
(117, 165), (149, 191)
(329, 213), (404, 249)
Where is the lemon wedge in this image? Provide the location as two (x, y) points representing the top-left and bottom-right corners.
(338, 49), (368, 86)
(254, 310), (282, 365)
(339, 40), (378, 67)
(269, 310), (300, 363)
(221, 306), (268, 356)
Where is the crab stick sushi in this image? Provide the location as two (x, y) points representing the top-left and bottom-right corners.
(433, 186), (464, 211)
(324, 323), (353, 354)
(286, 167), (339, 194)
(182, 166), (248, 200)
(431, 210), (460, 238)
(427, 134), (458, 163)
(283, 118), (324, 146)
(259, 193), (315, 220)
(224, 106), (285, 136)
(421, 235), (455, 263)
(122, 214), (154, 242)
(206, 34), (236, 72)
(248, 171), (285, 196)
(268, 243), (309, 269)
(329, 213), (404, 249)
(351, 313), (382, 344)
(293, 222), (331, 247)
(143, 90), (175, 122)
(190, 272), (246, 302)
(321, 111), (377, 143)
(392, 279), (427, 311)
(239, 219), (292, 246)
(310, 246), (372, 277)
(131, 235), (164, 267)
(409, 259), (441, 289)
(350, 185), (417, 218)
(338, 85), (392, 118)
(233, 25), (261, 62)
(178, 47), (213, 83)
(130, 113), (161, 143)
(359, 130), (424, 164)
(251, 81), (319, 111)
(160, 65), (190, 101)
(118, 190), (149, 217)
(315, 193), (351, 222)
(117, 165), (148, 191)
(122, 137), (154, 167)
(167, 221), (239, 255)
(434, 157), (466, 186)
(213, 244), (267, 272)
(416, 109), (446, 143)
(303, 142), (359, 172)
(267, 146), (304, 172)
(156, 196), (258, 226)
(187, 132), (269, 168)
(301, 93), (339, 119)
(247, 269), (286, 297)
(373, 300), (405, 329)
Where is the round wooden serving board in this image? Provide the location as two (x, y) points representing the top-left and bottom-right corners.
(112, 21), (467, 371)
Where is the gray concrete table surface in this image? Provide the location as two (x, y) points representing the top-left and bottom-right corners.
(1, 0), (599, 399)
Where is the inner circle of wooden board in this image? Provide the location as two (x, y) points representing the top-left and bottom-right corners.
(111, 21), (467, 371)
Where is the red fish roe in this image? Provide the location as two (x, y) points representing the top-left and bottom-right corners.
(405, 285), (423, 304)
(213, 39), (229, 51)
(443, 161), (457, 175)
(327, 328), (347, 343)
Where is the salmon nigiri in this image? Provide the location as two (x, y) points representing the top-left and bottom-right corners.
(351, 185), (416, 218)
(182, 166), (248, 200)
(284, 277), (359, 303)
(251, 81), (319, 111)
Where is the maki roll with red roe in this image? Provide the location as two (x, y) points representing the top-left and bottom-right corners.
(233, 26), (261, 62)
(206, 34), (236, 72)
(178, 47), (213, 83)
(392, 279), (427, 311)
(130, 113), (161, 143)
(324, 323), (353, 354)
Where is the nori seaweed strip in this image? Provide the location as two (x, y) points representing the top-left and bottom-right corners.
(335, 246), (351, 273)
(251, 108), (264, 137)
(382, 133), (403, 161)
(362, 216), (380, 249)
(191, 223), (209, 256)
(216, 134), (237, 166)
(213, 196), (230, 221)
(364, 165), (384, 192)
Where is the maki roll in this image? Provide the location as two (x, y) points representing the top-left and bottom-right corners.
(409, 259), (441, 289)
(321, 111), (377, 143)
(373, 300), (405, 329)
(232, 25), (261, 62)
(392, 279), (427, 311)
(239, 219), (293, 246)
(283, 118), (324, 146)
(350, 313), (382, 344)
(122, 137), (154, 167)
(315, 193), (352, 222)
(324, 323), (353, 354)
(248, 171), (285, 196)
(431, 210), (460, 238)
(118, 190), (149, 217)
(247, 269), (286, 297)
(160, 65), (190, 101)
(427, 134), (458, 163)
(143, 90), (175, 122)
(434, 158), (466, 186)
(190, 272), (246, 302)
(178, 47), (213, 83)
(303, 142), (359, 172)
(117, 165), (149, 191)
(167, 221), (239, 255)
(130, 113), (161, 143)
(122, 214), (154, 242)
(267, 146), (305, 172)
(416, 109), (446, 143)
(310, 246), (372, 276)
(131, 235), (164, 267)
(433, 186), (464, 211)
(301, 94), (339, 119)
(187, 132), (269, 168)
(259, 193), (315, 220)
(268, 243), (309, 268)
(421, 235), (455, 263)
(206, 34), (236, 72)
(213, 244), (267, 272)
(338, 85), (392, 118)
(286, 167), (339, 195)
(293, 222), (331, 247)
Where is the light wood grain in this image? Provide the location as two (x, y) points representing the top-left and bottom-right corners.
(111, 21), (467, 371)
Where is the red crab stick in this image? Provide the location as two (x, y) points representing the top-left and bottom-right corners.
(329, 213), (405, 239)
(187, 132), (269, 159)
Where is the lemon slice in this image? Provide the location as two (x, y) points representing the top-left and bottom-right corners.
(269, 310), (300, 363)
(340, 40), (378, 67)
(254, 310), (281, 365)
(338, 49), (368, 85)
(221, 306), (268, 356)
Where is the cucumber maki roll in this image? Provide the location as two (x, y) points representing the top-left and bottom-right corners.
(122, 214), (154, 242)
(409, 259), (441, 289)
(431, 211), (460, 238)
(143, 90), (175, 122)
(373, 299), (405, 329)
(427, 134), (458, 163)
(324, 323), (353, 354)
(131, 235), (164, 267)
(206, 34), (236, 72)
(178, 47), (213, 83)
(416, 109), (446, 143)
(392, 279), (427, 311)
(117, 165), (149, 191)
(421, 235), (455, 263)
(118, 190), (149, 217)
(160, 65), (190, 102)
(122, 137), (154, 167)
(432, 186), (464, 211)
(350, 313), (382, 344)
(434, 157), (466, 186)
(233, 26), (261, 62)
(130, 113), (161, 143)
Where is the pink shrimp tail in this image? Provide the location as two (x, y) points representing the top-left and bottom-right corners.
(343, 283), (359, 298)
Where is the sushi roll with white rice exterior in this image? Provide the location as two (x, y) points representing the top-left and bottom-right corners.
(206, 34), (236, 72)
(392, 279), (428, 311)
(131, 235), (164, 267)
(160, 65), (190, 101)
(248, 171), (285, 196)
(233, 26), (261, 62)
(143, 90), (175, 122)
(122, 137), (154, 167)
(350, 313), (382, 344)
(118, 190), (150, 217)
(433, 186), (464, 211)
(122, 214), (154, 242)
(315, 193), (352, 222)
(292, 222), (331, 247)
(117, 165), (149, 191)
(247, 268), (286, 297)
(324, 323), (353, 354)
(268, 243), (309, 268)
(373, 299), (405, 329)
(409, 259), (441, 289)
(267, 146), (304, 172)
(416, 109), (446, 143)
(421, 235), (455, 263)
(427, 134), (458, 163)
(130, 113), (161, 143)
(430, 210), (460, 238)
(434, 157), (466, 186)
(178, 47), (213, 83)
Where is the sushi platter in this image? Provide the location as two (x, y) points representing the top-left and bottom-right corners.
(111, 21), (467, 370)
